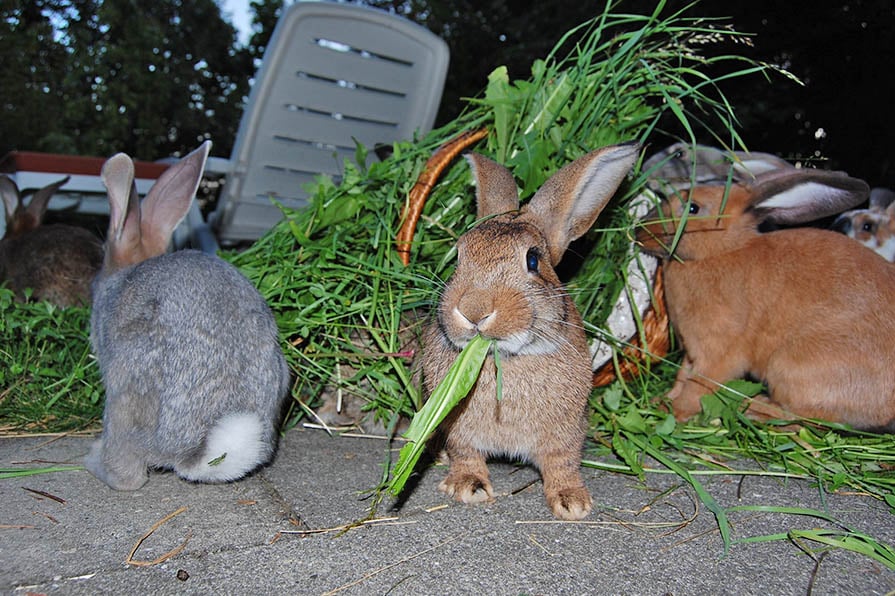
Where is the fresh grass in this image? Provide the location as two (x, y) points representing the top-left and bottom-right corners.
(228, 0), (774, 430)
(0, 287), (102, 432)
(388, 334), (493, 496)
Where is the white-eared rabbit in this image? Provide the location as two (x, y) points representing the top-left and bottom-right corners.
(591, 142), (797, 380)
(422, 142), (640, 520)
(0, 175), (103, 306)
(832, 187), (895, 261)
(86, 141), (290, 490)
(636, 162), (895, 431)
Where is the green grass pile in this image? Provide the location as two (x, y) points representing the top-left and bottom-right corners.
(228, 0), (769, 429)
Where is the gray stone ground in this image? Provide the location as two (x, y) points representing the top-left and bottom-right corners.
(2, 428), (894, 595)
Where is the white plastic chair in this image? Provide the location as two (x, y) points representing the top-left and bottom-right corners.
(3, 2), (449, 252)
(194, 1), (450, 249)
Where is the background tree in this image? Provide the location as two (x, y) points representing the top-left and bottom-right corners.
(1, 0), (72, 154)
(1, 0), (253, 160)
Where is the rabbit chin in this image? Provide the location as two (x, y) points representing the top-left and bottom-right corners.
(175, 412), (270, 483)
(449, 330), (560, 357)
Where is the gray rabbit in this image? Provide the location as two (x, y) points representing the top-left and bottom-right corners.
(0, 175), (103, 306)
(85, 141), (290, 491)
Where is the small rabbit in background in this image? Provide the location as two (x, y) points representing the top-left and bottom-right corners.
(641, 141), (794, 193)
(423, 142), (640, 520)
(637, 154), (895, 432)
(85, 141), (291, 491)
(0, 175), (103, 306)
(832, 187), (895, 261)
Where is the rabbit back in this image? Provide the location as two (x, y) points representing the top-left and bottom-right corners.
(0, 224), (103, 306)
(89, 249), (290, 489)
(661, 221), (895, 430)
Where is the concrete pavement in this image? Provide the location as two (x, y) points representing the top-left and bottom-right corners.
(3, 428), (894, 595)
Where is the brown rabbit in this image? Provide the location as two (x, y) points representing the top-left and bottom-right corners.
(0, 175), (103, 306)
(636, 164), (895, 431)
(422, 142), (640, 520)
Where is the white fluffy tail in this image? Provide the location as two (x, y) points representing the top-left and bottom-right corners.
(175, 412), (270, 483)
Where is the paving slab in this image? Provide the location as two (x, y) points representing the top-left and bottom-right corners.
(2, 428), (893, 595)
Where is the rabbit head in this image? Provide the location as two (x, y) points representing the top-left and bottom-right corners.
(99, 141), (210, 275)
(637, 167), (870, 262)
(641, 142), (794, 195)
(831, 187), (895, 261)
(423, 142), (639, 520)
(1, 175), (70, 238)
(437, 142), (641, 353)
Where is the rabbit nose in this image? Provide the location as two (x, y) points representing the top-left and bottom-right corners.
(456, 292), (496, 332)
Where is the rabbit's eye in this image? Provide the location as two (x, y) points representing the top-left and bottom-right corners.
(687, 203), (700, 215)
(862, 221), (876, 233)
(526, 247), (540, 273)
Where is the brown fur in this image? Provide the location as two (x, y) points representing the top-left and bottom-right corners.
(422, 143), (639, 519)
(0, 175), (102, 307)
(637, 172), (895, 431)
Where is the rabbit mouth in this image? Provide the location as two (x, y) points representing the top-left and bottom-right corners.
(447, 328), (560, 358)
(634, 226), (674, 257)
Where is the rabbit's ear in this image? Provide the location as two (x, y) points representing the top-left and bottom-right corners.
(730, 151), (793, 180)
(870, 187), (895, 210)
(886, 200), (895, 220)
(139, 141), (211, 255)
(23, 176), (69, 226)
(0, 175), (21, 224)
(750, 168), (870, 226)
(525, 142), (640, 265)
(102, 152), (139, 244)
(465, 153), (520, 219)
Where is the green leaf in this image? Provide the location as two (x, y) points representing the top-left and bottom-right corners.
(387, 335), (493, 495)
(0, 466), (84, 479)
(485, 66), (512, 162)
(208, 453), (227, 467)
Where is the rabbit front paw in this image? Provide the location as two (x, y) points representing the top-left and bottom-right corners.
(439, 471), (494, 504)
(546, 486), (592, 520)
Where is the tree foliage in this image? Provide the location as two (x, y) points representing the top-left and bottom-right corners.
(1, 0), (254, 160)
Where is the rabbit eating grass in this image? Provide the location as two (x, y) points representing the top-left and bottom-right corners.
(636, 160), (895, 432)
(422, 142), (640, 520)
(85, 141), (290, 490)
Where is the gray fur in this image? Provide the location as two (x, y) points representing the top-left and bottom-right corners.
(86, 143), (290, 490)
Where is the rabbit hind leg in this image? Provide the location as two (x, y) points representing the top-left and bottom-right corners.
(84, 436), (150, 491)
